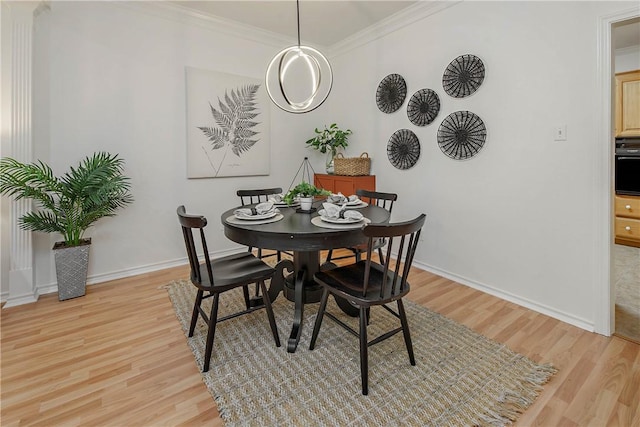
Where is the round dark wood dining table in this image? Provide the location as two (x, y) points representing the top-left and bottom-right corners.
(221, 199), (391, 352)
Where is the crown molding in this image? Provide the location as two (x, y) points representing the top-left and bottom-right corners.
(328, 1), (462, 58)
(88, 1), (457, 59)
(113, 1), (304, 50)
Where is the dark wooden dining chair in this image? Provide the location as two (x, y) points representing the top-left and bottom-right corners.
(309, 213), (426, 395)
(177, 205), (281, 372)
(324, 189), (398, 265)
(237, 187), (288, 262)
(236, 187), (283, 206)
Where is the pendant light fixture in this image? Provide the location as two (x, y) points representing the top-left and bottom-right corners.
(265, 0), (332, 113)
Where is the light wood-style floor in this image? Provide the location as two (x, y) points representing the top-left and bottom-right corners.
(2, 250), (639, 426)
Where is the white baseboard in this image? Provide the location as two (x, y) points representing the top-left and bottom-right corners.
(1, 291), (39, 308)
(412, 260), (595, 333)
(3, 247), (244, 302)
(2, 248), (596, 334)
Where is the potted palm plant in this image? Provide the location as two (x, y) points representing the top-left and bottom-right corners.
(305, 123), (352, 174)
(0, 152), (133, 300)
(283, 181), (330, 211)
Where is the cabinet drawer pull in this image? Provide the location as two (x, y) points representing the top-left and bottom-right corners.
(625, 226), (632, 231)
(626, 205), (632, 210)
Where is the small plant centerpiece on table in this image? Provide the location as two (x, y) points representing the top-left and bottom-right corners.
(305, 123), (352, 174)
(283, 181), (330, 211)
(0, 152), (133, 300)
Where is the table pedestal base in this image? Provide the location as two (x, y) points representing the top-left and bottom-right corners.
(267, 252), (359, 353)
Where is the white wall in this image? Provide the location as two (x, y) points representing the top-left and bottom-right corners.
(615, 46), (640, 72)
(6, 1), (637, 332)
(322, 1), (636, 330)
(25, 1), (328, 292)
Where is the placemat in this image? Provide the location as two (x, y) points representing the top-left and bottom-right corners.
(225, 213), (284, 226)
(311, 216), (371, 229)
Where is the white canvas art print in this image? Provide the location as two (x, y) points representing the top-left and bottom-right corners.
(186, 67), (270, 178)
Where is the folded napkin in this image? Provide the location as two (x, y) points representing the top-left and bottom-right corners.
(234, 202), (276, 218)
(268, 194), (285, 204)
(327, 193), (347, 204)
(328, 193), (360, 205)
(320, 203), (364, 221)
(345, 195), (361, 205)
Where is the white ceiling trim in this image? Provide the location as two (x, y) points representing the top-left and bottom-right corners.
(328, 1), (462, 58)
(116, 1), (301, 50)
(113, 1), (460, 59)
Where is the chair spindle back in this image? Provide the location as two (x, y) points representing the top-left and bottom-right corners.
(361, 214), (425, 298)
(177, 205), (214, 289)
(237, 187), (283, 206)
(356, 189), (397, 214)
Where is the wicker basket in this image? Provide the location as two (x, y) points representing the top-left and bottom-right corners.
(334, 152), (371, 176)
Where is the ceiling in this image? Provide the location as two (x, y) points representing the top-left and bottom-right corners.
(613, 17), (640, 50)
(170, 1), (638, 50)
(168, 1), (419, 47)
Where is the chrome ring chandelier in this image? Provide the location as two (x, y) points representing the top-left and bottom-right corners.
(265, 0), (333, 113)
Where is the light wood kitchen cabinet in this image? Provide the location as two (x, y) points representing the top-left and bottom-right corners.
(615, 70), (640, 137)
(615, 194), (640, 247)
(314, 174), (375, 196)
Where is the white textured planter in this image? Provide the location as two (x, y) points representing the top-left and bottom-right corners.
(53, 238), (91, 301)
(299, 197), (313, 211)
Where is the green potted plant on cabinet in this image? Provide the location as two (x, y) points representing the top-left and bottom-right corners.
(0, 152), (133, 300)
(283, 181), (330, 210)
(305, 123), (352, 174)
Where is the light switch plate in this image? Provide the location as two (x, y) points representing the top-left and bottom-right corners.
(554, 125), (567, 141)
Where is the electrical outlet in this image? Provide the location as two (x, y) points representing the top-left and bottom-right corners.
(554, 125), (567, 141)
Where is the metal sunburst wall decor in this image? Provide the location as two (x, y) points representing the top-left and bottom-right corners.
(407, 88), (440, 126)
(387, 129), (420, 170)
(442, 54), (485, 98)
(376, 74), (407, 113)
(437, 111), (487, 160)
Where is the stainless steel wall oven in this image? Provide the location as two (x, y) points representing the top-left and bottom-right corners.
(615, 138), (640, 196)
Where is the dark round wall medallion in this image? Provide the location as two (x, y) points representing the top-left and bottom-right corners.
(442, 54), (485, 98)
(437, 111), (486, 160)
(407, 88), (440, 126)
(376, 74), (407, 113)
(387, 129), (420, 170)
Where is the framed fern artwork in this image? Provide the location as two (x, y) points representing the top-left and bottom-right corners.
(186, 67), (270, 178)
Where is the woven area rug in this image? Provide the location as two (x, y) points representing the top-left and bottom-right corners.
(166, 280), (556, 426)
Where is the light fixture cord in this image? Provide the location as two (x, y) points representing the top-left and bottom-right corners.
(296, 0), (301, 48)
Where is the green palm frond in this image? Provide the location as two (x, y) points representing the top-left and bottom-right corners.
(0, 158), (61, 210)
(0, 152), (133, 246)
(20, 210), (65, 234)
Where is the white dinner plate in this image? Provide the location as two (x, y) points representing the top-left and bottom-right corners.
(273, 202), (300, 208)
(342, 201), (368, 209)
(320, 215), (364, 224)
(234, 211), (278, 220)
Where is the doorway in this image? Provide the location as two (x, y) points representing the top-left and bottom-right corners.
(611, 17), (640, 343)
